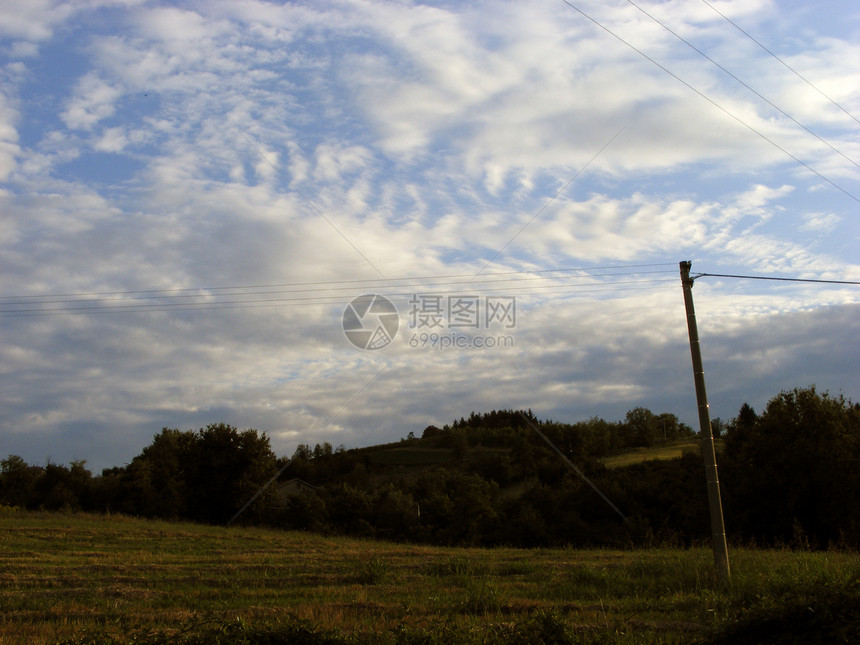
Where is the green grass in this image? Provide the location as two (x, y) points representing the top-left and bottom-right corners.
(1, 509), (859, 644)
(602, 440), (700, 469)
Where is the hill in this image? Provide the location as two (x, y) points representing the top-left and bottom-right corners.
(602, 439), (701, 469)
(272, 409), (707, 547)
(4, 387), (858, 550)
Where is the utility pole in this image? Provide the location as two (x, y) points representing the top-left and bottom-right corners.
(679, 261), (730, 582)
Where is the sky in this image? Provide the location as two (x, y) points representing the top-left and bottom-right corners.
(1, 0), (858, 473)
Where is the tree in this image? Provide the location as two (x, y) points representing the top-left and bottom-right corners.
(722, 387), (860, 547)
(412, 468), (498, 545)
(422, 425), (443, 440)
(729, 402), (757, 435)
(656, 412), (685, 440)
(624, 407), (659, 447)
(710, 417), (726, 439)
(0, 455), (39, 507)
(122, 428), (194, 518)
(116, 424), (278, 524)
(313, 442), (333, 460)
(186, 423), (278, 524)
(281, 491), (327, 532)
(450, 427), (469, 461)
(373, 484), (419, 540)
(33, 462), (92, 511)
(326, 483), (373, 534)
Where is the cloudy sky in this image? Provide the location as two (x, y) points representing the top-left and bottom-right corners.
(2, 0), (858, 472)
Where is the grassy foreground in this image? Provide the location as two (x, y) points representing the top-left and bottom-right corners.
(1, 509), (859, 644)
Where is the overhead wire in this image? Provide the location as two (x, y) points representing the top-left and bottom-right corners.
(694, 272), (860, 286)
(0, 269), (679, 317)
(0, 275), (673, 309)
(0, 263), (677, 303)
(625, 0), (860, 169)
(558, 0), (860, 204)
(7, 263), (857, 317)
(9, 6), (857, 315)
(700, 0), (860, 127)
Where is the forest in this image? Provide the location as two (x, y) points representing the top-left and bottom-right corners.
(2, 386), (859, 550)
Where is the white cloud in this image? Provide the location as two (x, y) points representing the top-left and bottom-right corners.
(0, 92), (21, 181)
(0, 0), (74, 41)
(799, 212), (841, 233)
(732, 183), (793, 213)
(136, 7), (218, 43)
(93, 126), (128, 152)
(1, 0), (858, 471)
(312, 143), (372, 182)
(503, 192), (711, 263)
(62, 73), (124, 130)
(8, 41), (40, 58)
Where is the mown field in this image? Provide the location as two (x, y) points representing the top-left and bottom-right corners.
(602, 439), (701, 469)
(1, 509), (859, 644)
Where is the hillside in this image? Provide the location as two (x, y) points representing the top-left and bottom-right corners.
(602, 439), (701, 469)
(4, 387), (858, 550)
(271, 409), (709, 547)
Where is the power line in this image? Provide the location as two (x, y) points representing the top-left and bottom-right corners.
(0, 274), (674, 308)
(228, 365), (387, 525)
(9, 266), (854, 317)
(0, 270), (675, 307)
(0, 277), (677, 317)
(625, 0), (860, 170)
(558, 0), (860, 204)
(700, 0), (860, 127)
(0, 264), (676, 301)
(479, 373), (629, 524)
(694, 272), (860, 285)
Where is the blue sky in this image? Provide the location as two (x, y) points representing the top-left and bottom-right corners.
(1, 0), (858, 472)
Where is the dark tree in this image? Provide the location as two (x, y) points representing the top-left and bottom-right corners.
(624, 407), (660, 446)
(0, 455), (40, 508)
(32, 461), (92, 510)
(122, 428), (195, 518)
(722, 387), (860, 547)
(186, 423), (278, 524)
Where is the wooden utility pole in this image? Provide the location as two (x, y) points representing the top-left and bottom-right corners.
(679, 261), (730, 582)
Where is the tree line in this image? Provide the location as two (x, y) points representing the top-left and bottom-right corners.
(2, 386), (858, 549)
(0, 423), (279, 525)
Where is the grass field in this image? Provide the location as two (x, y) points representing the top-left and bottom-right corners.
(1, 508), (859, 644)
(602, 440), (700, 469)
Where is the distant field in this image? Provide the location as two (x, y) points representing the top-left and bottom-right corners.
(367, 440), (704, 474)
(367, 447), (454, 466)
(602, 440), (700, 469)
(1, 509), (859, 644)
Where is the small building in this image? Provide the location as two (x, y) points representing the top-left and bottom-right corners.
(272, 478), (319, 508)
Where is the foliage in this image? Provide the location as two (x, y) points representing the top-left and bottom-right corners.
(3, 388), (858, 549)
(721, 386), (860, 547)
(0, 425), (277, 525)
(186, 423), (278, 524)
